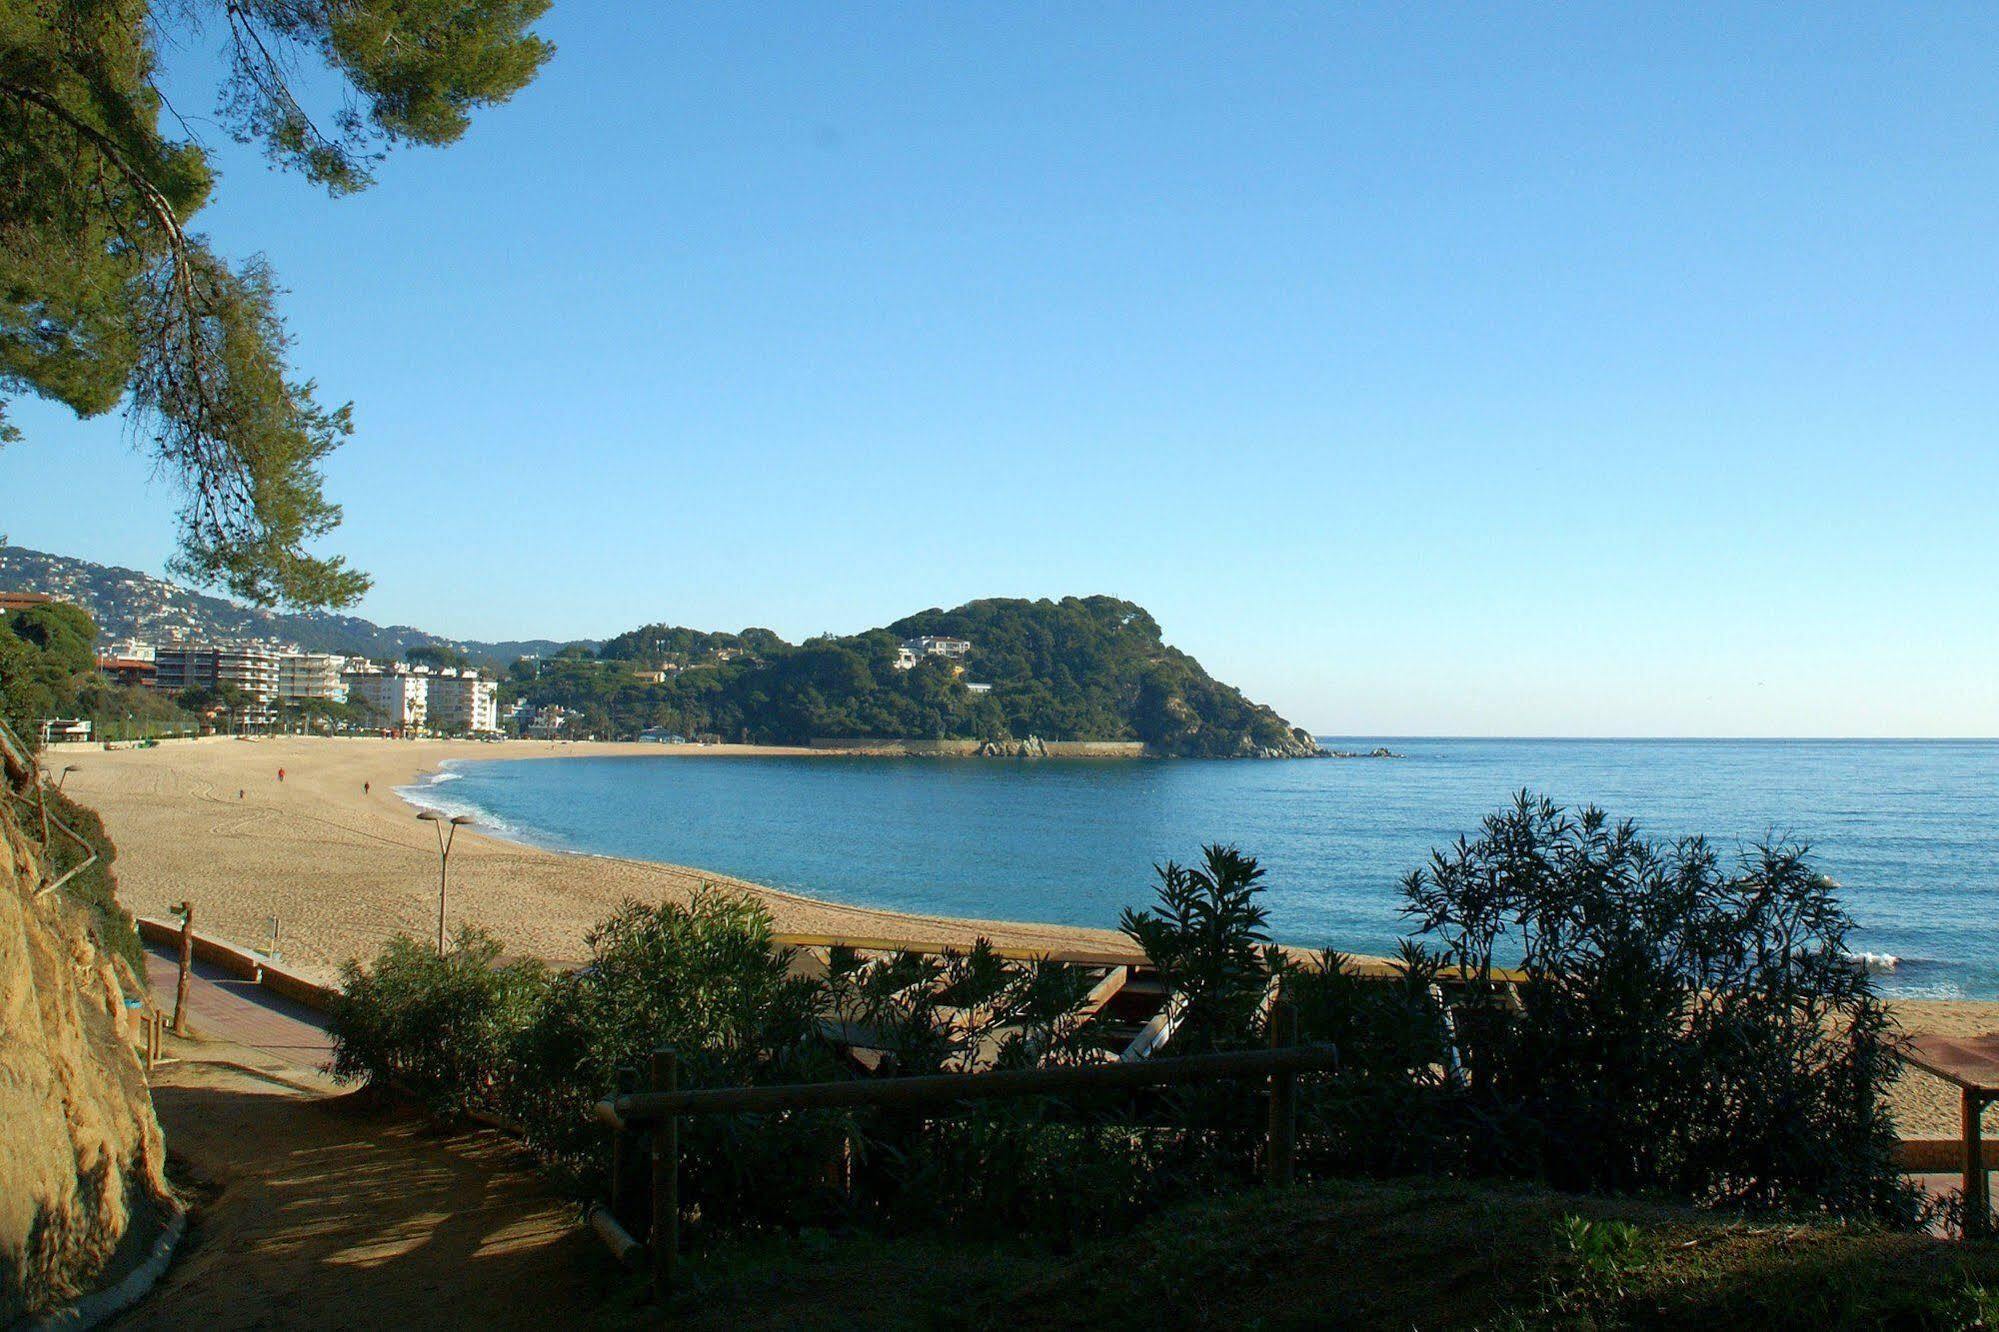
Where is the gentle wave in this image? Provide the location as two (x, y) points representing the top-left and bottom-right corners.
(393, 763), (522, 836)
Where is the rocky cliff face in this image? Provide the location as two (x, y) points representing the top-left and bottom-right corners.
(1250, 726), (1327, 760)
(0, 806), (169, 1321)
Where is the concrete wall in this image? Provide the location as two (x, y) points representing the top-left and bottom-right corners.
(135, 917), (341, 1011)
(808, 738), (1149, 758)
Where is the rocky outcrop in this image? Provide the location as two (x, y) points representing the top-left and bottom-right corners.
(0, 805), (169, 1322)
(1242, 727), (1327, 759)
(977, 736), (1049, 758)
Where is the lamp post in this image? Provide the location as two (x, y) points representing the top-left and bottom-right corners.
(416, 810), (474, 954)
(56, 764), (79, 790)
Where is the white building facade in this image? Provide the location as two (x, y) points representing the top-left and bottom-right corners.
(150, 645), (281, 727)
(342, 664), (428, 730)
(426, 670), (500, 734)
(278, 652), (350, 704)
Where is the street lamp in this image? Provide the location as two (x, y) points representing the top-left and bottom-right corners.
(416, 810), (474, 954)
(56, 764), (79, 790)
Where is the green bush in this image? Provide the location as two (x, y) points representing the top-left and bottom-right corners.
(507, 890), (847, 1227)
(1403, 791), (1915, 1222)
(329, 928), (550, 1116)
(1118, 844), (1276, 1054)
(328, 800), (1920, 1255)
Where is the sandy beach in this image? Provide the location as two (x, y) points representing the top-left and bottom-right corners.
(56, 734), (1996, 1139)
(63, 734), (1133, 981)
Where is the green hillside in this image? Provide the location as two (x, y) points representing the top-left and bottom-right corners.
(520, 595), (1320, 757)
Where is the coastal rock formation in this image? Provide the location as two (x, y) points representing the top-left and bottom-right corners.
(977, 736), (1049, 758)
(0, 808), (169, 1321)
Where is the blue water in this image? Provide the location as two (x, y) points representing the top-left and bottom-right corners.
(406, 740), (1999, 999)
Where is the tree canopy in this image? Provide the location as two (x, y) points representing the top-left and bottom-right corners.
(0, 0), (552, 607)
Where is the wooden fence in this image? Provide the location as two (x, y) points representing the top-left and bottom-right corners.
(589, 1010), (1337, 1297)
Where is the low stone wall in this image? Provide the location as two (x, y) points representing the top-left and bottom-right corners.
(135, 916), (341, 1011)
(810, 738), (982, 756)
(808, 738), (1149, 758)
(1039, 741), (1149, 758)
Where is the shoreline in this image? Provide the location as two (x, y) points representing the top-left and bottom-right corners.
(67, 735), (1140, 983)
(61, 734), (1999, 1139)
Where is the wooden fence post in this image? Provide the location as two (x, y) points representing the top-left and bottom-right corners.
(651, 1047), (679, 1299)
(610, 1066), (640, 1231)
(1967, 1089), (1990, 1240)
(171, 901), (195, 1037)
(1265, 996), (1298, 1188)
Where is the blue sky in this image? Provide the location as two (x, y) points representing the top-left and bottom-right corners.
(4, 5), (1996, 736)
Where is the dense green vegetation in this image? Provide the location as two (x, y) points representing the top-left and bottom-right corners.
(654, 1179), (1999, 1331)
(1, 599), (197, 743)
(329, 794), (1921, 1277)
(1, 600), (183, 740)
(3, 2), (549, 606)
(509, 595), (1320, 756)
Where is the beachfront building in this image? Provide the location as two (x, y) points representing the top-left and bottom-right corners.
(524, 705), (568, 740)
(343, 662), (428, 731)
(426, 669), (500, 735)
(278, 652), (350, 704)
(98, 655), (157, 688)
(151, 644), (281, 727)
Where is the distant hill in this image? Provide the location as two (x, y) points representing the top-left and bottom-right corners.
(0, 544), (588, 667)
(519, 595), (1323, 758)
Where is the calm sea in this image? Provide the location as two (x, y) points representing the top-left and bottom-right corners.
(404, 740), (1999, 999)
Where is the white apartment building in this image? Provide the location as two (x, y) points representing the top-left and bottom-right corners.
(342, 663), (428, 730)
(151, 645), (281, 726)
(278, 652), (350, 704)
(426, 669), (499, 735)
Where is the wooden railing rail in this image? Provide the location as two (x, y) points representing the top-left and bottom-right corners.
(597, 1040), (1339, 1128)
(594, 1013), (1335, 1299)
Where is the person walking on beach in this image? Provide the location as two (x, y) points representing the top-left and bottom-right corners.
(278, 768), (285, 782)
(364, 781), (371, 795)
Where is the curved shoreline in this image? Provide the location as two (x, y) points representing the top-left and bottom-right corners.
(69, 736), (1139, 987)
(60, 733), (1999, 1140)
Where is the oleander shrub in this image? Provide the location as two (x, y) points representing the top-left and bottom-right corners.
(330, 928), (550, 1116)
(1402, 791), (1916, 1222)
(505, 889), (848, 1229)
(1118, 844), (1277, 1055)
(329, 802), (1919, 1252)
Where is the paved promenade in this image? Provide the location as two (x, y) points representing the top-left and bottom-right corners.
(143, 939), (336, 1073)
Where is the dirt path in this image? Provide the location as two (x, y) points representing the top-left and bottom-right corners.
(118, 1056), (605, 1330)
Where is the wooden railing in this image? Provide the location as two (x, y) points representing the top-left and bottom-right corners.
(0, 716), (101, 898)
(589, 1014), (1337, 1296)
